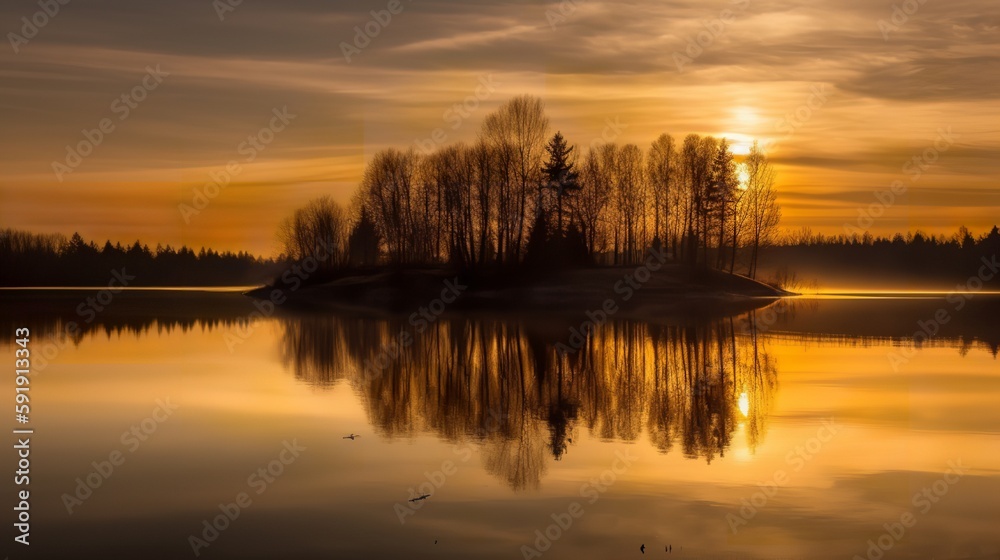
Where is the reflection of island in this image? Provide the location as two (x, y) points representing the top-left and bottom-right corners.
(280, 312), (779, 490)
(7, 289), (997, 492)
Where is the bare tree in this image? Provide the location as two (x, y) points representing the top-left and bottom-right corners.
(615, 144), (647, 264)
(480, 95), (549, 264)
(647, 133), (677, 255)
(356, 148), (420, 264)
(744, 142), (781, 279)
(577, 145), (614, 261)
(278, 196), (350, 266)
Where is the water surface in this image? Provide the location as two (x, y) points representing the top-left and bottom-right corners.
(2, 291), (998, 559)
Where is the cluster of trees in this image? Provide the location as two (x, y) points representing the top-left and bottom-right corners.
(278, 95), (782, 277)
(0, 229), (281, 286)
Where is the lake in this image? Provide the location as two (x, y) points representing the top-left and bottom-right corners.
(2, 290), (998, 559)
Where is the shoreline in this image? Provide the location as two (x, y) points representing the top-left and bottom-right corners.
(244, 265), (792, 318)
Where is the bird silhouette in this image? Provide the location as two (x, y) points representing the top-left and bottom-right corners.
(342, 434), (361, 440)
(409, 494), (431, 503)
(640, 544), (645, 554)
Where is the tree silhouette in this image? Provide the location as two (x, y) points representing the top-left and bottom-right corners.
(348, 206), (381, 267)
(523, 211), (551, 269)
(708, 139), (739, 270)
(541, 131), (581, 239)
(0, 229), (280, 286)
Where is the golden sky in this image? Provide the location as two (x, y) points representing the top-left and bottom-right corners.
(1, 0), (998, 255)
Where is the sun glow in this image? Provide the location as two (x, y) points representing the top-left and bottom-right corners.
(738, 391), (750, 417)
(733, 106), (760, 126)
(737, 162), (750, 190)
(722, 132), (755, 156)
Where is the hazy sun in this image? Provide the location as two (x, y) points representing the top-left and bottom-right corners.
(737, 162), (750, 190)
(733, 106), (760, 126)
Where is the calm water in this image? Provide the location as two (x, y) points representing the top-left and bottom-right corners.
(1, 291), (998, 559)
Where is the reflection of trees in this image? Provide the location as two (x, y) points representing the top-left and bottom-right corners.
(281, 312), (780, 489)
(0, 291), (261, 345)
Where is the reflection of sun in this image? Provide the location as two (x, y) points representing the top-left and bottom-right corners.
(738, 391), (750, 417)
(736, 163), (750, 190)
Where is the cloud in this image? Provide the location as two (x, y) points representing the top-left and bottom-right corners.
(1, 0), (998, 253)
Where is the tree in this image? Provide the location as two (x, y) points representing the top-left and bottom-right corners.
(356, 148), (420, 264)
(614, 144), (647, 264)
(647, 134), (677, 255)
(744, 142), (781, 279)
(523, 211), (551, 269)
(577, 145), (613, 261)
(480, 95), (549, 264)
(708, 139), (739, 269)
(278, 196), (349, 267)
(348, 206), (381, 266)
(540, 131), (580, 238)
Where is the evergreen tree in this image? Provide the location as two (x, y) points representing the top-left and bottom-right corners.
(541, 131), (581, 239)
(348, 207), (381, 267)
(707, 139), (738, 269)
(524, 211), (551, 269)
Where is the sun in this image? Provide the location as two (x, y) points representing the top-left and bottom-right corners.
(728, 107), (761, 156)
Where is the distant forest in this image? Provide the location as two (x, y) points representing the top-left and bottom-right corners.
(760, 226), (1000, 289)
(0, 229), (282, 287)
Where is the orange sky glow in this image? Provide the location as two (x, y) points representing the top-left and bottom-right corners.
(1, 0), (998, 256)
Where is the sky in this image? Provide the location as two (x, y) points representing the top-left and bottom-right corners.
(1, 0), (998, 256)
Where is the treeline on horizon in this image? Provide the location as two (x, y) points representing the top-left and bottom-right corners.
(761, 225), (1000, 285)
(0, 229), (282, 287)
(277, 94), (783, 281)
